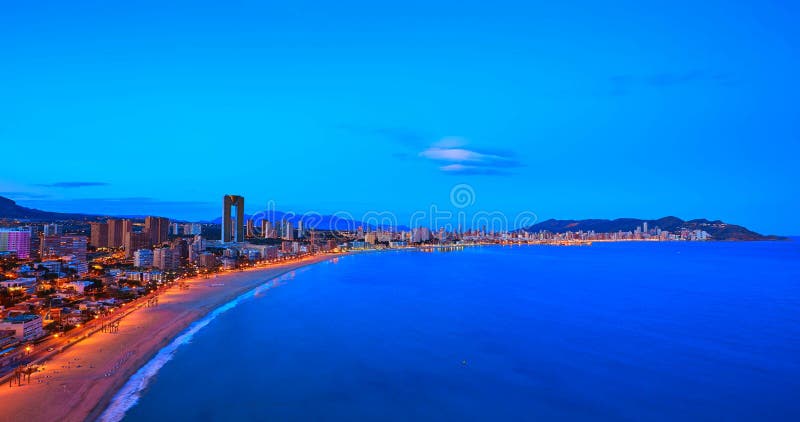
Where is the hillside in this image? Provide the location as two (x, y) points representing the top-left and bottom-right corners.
(0, 196), (101, 222)
(522, 216), (784, 241)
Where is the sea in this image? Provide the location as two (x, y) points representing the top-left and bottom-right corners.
(103, 241), (800, 421)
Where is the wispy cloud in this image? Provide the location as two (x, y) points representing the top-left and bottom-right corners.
(36, 181), (109, 188)
(419, 137), (523, 176)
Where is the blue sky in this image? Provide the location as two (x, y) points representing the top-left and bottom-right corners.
(1, 1), (798, 234)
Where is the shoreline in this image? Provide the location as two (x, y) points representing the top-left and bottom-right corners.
(0, 253), (346, 422)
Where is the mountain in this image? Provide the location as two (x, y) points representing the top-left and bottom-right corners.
(0, 196), (785, 240)
(0, 196), (102, 222)
(521, 216), (785, 241)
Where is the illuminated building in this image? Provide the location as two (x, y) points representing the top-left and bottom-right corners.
(0, 227), (31, 259)
(134, 249), (154, 268)
(43, 223), (62, 235)
(411, 227), (431, 243)
(246, 219), (255, 238)
(123, 232), (150, 258)
(222, 195), (245, 243)
(0, 314), (44, 342)
(144, 216), (170, 245)
(283, 221), (295, 240)
(39, 234), (87, 273)
(153, 248), (179, 270)
(261, 220), (276, 238)
(198, 252), (217, 268)
(90, 222), (108, 248)
(107, 219), (127, 248)
(183, 223), (202, 235)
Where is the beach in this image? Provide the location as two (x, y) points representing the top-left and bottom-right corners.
(0, 254), (338, 422)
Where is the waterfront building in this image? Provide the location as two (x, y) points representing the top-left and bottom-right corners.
(0, 314), (44, 342)
(261, 220), (276, 238)
(411, 227), (431, 243)
(283, 221), (295, 240)
(246, 219), (255, 238)
(153, 248), (179, 270)
(198, 252), (217, 268)
(222, 195), (245, 243)
(221, 256), (237, 270)
(0, 227), (31, 259)
(134, 249), (154, 268)
(0, 330), (16, 350)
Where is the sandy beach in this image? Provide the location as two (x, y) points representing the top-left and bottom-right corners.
(0, 254), (339, 422)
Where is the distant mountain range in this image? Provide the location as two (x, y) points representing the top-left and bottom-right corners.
(0, 196), (785, 240)
(521, 217), (785, 241)
(0, 196), (103, 222)
(0, 196), (406, 231)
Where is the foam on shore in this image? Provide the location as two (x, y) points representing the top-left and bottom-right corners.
(98, 276), (287, 422)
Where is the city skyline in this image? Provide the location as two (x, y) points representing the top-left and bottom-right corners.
(2, 1), (799, 235)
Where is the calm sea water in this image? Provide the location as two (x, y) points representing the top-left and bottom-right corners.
(114, 241), (800, 421)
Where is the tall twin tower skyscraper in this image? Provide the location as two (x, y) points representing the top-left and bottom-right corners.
(222, 194), (245, 243)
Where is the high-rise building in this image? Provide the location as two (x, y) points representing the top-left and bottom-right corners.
(283, 221), (295, 240)
(28, 225), (41, 260)
(89, 222), (109, 248)
(43, 223), (62, 236)
(133, 249), (154, 268)
(0, 228), (32, 259)
(246, 219), (255, 238)
(183, 223), (202, 235)
(153, 248), (179, 270)
(123, 232), (150, 258)
(107, 219), (126, 248)
(222, 195), (245, 243)
(261, 220), (276, 239)
(643, 222), (648, 234)
(198, 252), (217, 268)
(411, 227), (431, 243)
(39, 234), (88, 274)
(40, 234), (85, 258)
(144, 216), (170, 246)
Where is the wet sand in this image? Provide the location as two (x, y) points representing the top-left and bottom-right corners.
(0, 254), (339, 422)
